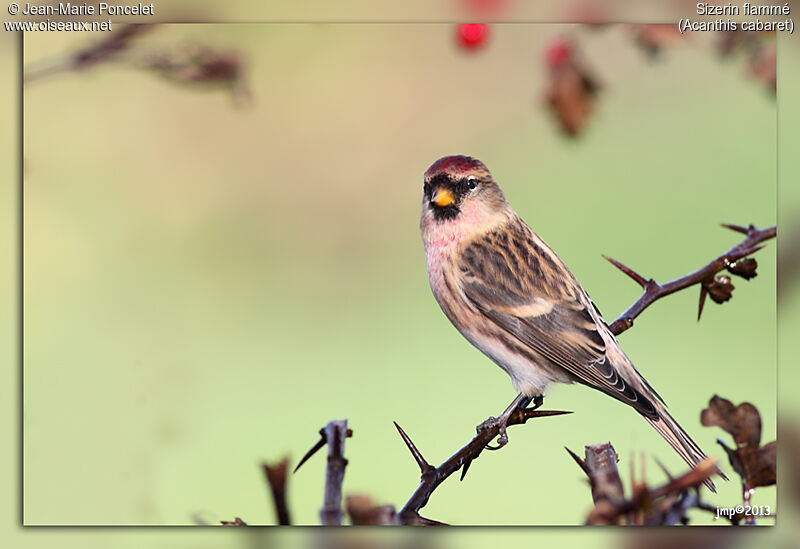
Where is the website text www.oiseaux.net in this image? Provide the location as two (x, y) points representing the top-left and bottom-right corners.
(4, 19), (112, 31)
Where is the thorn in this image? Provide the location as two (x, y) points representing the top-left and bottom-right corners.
(640, 451), (647, 484)
(721, 223), (750, 235)
(565, 446), (592, 477)
(653, 456), (675, 481)
(697, 285), (708, 321)
(629, 450), (637, 489)
(523, 409), (573, 420)
(602, 255), (649, 287)
(221, 517), (248, 526)
(729, 244), (766, 263)
(460, 458), (472, 481)
(393, 421), (434, 474)
(293, 429), (326, 474)
(415, 514), (449, 526)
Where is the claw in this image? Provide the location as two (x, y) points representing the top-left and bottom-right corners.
(476, 394), (537, 451)
(477, 415), (510, 450)
(485, 429), (508, 451)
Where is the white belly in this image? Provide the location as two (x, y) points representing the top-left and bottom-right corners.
(460, 326), (573, 397)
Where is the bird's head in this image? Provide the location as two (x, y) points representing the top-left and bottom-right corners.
(421, 155), (508, 225)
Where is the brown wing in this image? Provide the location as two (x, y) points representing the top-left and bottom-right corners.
(458, 222), (659, 419)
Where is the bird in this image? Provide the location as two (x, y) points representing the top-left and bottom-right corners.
(419, 155), (725, 492)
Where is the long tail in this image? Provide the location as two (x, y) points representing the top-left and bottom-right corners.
(645, 404), (728, 493)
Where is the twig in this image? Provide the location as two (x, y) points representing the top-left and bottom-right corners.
(262, 458), (291, 525)
(24, 24), (155, 83)
(604, 223), (775, 335)
(395, 404), (571, 524)
(567, 443), (626, 525)
(661, 490), (697, 525)
(573, 442), (719, 525)
(293, 426), (353, 474)
(583, 443), (625, 505)
(645, 459), (716, 499)
(319, 420), (349, 526)
(24, 25), (249, 103)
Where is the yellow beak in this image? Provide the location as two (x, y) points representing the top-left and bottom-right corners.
(431, 188), (455, 208)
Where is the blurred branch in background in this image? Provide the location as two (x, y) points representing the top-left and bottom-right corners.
(262, 458), (291, 525)
(24, 23), (155, 82)
(567, 441), (720, 525)
(539, 26), (775, 136)
(544, 36), (600, 137)
(345, 495), (399, 526)
(23, 24), (249, 104)
(568, 394), (778, 526)
(717, 29), (777, 95)
(130, 44), (250, 105)
(21, 22), (774, 140)
(630, 24), (683, 58)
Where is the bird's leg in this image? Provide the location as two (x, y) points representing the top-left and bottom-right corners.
(478, 393), (538, 450)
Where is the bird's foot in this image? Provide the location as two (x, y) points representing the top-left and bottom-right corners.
(476, 394), (542, 451)
(476, 416), (509, 450)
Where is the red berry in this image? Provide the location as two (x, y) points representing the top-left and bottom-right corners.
(545, 38), (572, 68)
(457, 23), (489, 51)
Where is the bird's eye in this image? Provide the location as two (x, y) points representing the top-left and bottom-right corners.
(467, 177), (478, 190)
(423, 182), (430, 194)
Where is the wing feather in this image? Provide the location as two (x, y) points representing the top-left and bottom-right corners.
(458, 221), (659, 419)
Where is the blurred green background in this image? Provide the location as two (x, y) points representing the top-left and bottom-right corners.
(11, 20), (780, 536)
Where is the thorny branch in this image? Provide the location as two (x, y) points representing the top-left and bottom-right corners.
(319, 420), (349, 525)
(566, 442), (624, 507)
(568, 442), (721, 525)
(603, 223), (775, 336)
(394, 406), (572, 525)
